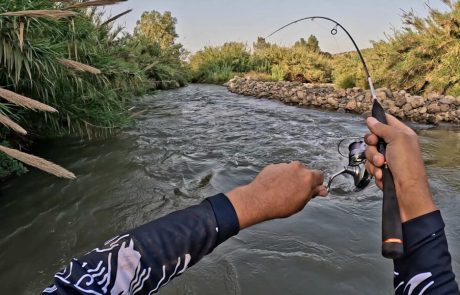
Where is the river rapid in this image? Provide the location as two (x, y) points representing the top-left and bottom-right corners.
(1, 84), (459, 294)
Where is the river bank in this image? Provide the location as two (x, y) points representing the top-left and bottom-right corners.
(225, 77), (460, 125)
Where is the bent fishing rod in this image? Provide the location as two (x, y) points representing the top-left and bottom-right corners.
(265, 16), (403, 259)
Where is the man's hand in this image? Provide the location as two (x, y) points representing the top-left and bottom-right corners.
(364, 114), (437, 222)
(226, 161), (328, 229)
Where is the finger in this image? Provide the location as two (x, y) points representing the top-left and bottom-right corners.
(365, 146), (385, 167)
(309, 170), (325, 186)
(364, 133), (379, 146)
(367, 117), (398, 143)
(312, 185), (329, 198)
(386, 114), (412, 132)
(365, 161), (383, 180)
(375, 178), (383, 190)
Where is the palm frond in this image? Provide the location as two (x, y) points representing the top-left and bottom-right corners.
(101, 9), (132, 26)
(65, 0), (127, 9)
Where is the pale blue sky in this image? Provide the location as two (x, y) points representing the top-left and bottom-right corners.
(105, 0), (447, 53)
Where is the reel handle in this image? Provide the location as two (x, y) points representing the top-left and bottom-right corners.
(371, 101), (404, 259)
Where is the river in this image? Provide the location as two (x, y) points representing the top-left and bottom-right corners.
(0, 84), (459, 294)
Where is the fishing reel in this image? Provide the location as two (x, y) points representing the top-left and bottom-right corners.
(327, 139), (373, 192)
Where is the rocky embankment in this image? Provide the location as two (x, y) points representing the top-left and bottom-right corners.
(225, 77), (460, 124)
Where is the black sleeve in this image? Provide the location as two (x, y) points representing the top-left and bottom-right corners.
(394, 210), (459, 294)
(42, 193), (240, 295)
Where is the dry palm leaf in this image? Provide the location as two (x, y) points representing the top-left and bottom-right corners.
(65, 0), (127, 9)
(101, 9), (132, 26)
(0, 88), (57, 112)
(18, 22), (24, 51)
(0, 145), (76, 179)
(58, 59), (102, 74)
(1, 10), (77, 19)
(0, 113), (27, 135)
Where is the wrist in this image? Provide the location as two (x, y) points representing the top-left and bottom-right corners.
(396, 178), (437, 222)
(226, 185), (266, 229)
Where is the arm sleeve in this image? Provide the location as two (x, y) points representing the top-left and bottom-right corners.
(42, 193), (240, 295)
(394, 210), (459, 295)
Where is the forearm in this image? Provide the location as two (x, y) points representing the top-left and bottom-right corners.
(394, 211), (459, 294)
(43, 193), (239, 294)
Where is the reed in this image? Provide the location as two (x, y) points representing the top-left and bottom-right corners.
(58, 59), (102, 74)
(0, 114), (27, 135)
(0, 88), (57, 113)
(1, 10), (77, 19)
(0, 145), (76, 179)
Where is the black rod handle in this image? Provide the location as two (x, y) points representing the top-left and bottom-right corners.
(371, 101), (404, 259)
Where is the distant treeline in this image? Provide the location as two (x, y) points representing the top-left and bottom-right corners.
(188, 0), (460, 97)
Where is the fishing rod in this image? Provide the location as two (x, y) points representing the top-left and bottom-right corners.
(265, 16), (403, 259)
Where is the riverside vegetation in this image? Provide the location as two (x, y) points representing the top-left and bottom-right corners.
(0, 1), (188, 179)
(189, 1), (460, 98)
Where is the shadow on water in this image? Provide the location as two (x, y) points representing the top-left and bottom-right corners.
(0, 85), (459, 294)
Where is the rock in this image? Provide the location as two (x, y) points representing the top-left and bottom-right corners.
(426, 114), (439, 124)
(362, 110), (372, 118)
(398, 90), (407, 96)
(456, 109), (460, 119)
(327, 96), (338, 108)
(382, 99), (395, 109)
(296, 90), (306, 99)
(395, 96), (406, 108)
(408, 96), (425, 108)
(402, 103), (413, 113)
(454, 97), (460, 106)
(427, 93), (440, 101)
(427, 103), (441, 114)
(376, 90), (387, 101)
(439, 97), (454, 105)
(345, 99), (357, 111)
(389, 106), (400, 116)
(419, 106), (427, 114)
(440, 103), (451, 112)
(356, 94), (365, 102)
(376, 87), (393, 99)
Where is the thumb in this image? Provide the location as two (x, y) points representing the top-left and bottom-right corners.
(366, 117), (397, 143)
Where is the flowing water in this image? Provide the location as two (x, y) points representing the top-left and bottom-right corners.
(0, 84), (459, 294)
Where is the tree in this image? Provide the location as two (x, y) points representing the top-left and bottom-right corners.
(295, 35), (320, 52)
(134, 11), (178, 49)
(294, 37), (307, 47)
(254, 37), (270, 50)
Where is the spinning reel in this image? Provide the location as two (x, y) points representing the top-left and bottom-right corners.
(327, 139), (373, 192)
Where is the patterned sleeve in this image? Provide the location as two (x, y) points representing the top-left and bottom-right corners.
(394, 210), (459, 295)
(42, 193), (239, 295)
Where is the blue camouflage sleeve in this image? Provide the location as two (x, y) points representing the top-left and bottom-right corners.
(43, 193), (239, 295)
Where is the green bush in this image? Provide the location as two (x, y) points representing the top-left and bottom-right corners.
(270, 65), (285, 81)
(336, 74), (357, 89)
(189, 42), (251, 84)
